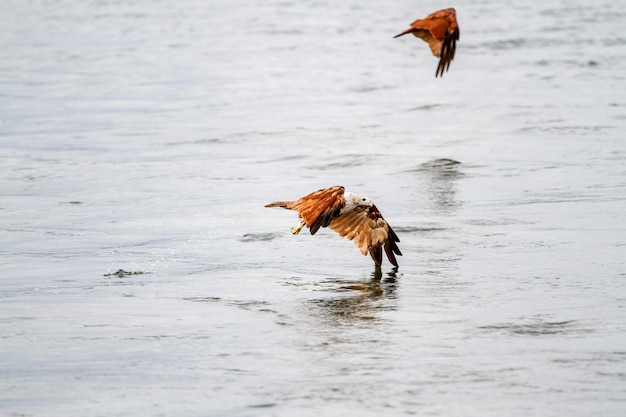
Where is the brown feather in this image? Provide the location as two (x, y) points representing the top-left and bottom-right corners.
(266, 187), (402, 267)
(329, 204), (400, 267)
(291, 186), (345, 234)
(394, 8), (460, 77)
(264, 201), (294, 209)
(265, 186), (346, 235)
(370, 245), (383, 267)
(327, 208), (368, 254)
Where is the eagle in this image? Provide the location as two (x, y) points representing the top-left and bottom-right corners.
(265, 186), (402, 267)
(393, 8), (460, 77)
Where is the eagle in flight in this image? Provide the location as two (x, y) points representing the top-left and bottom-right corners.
(394, 8), (460, 77)
(265, 186), (402, 267)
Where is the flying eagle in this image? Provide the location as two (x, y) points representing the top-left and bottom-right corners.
(393, 8), (460, 77)
(265, 186), (402, 267)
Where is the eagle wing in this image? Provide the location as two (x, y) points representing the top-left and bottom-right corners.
(394, 8), (460, 77)
(289, 186), (346, 235)
(328, 204), (402, 267)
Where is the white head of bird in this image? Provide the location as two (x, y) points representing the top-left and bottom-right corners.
(342, 192), (373, 213)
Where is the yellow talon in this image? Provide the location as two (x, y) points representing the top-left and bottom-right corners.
(291, 220), (306, 235)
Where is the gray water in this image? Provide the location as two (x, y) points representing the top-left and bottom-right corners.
(1, 0), (626, 416)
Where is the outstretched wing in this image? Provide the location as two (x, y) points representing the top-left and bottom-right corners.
(290, 186), (346, 235)
(431, 9), (459, 77)
(394, 8), (460, 77)
(328, 204), (402, 267)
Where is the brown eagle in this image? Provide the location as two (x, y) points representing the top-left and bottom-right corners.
(265, 186), (402, 267)
(394, 8), (460, 77)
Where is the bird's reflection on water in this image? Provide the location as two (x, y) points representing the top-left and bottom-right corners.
(308, 267), (399, 323)
(414, 158), (464, 216)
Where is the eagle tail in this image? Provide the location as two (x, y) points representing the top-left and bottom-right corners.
(265, 201), (294, 209)
(393, 28), (413, 39)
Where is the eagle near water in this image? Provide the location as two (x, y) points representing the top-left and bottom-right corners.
(265, 186), (402, 267)
(394, 8), (460, 77)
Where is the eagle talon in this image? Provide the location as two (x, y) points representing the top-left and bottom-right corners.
(291, 220), (306, 235)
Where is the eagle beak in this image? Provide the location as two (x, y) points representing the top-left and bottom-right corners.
(291, 220), (306, 235)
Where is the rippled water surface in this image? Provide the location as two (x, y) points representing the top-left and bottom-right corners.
(1, 0), (626, 416)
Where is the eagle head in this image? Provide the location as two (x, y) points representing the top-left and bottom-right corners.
(344, 191), (373, 209)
